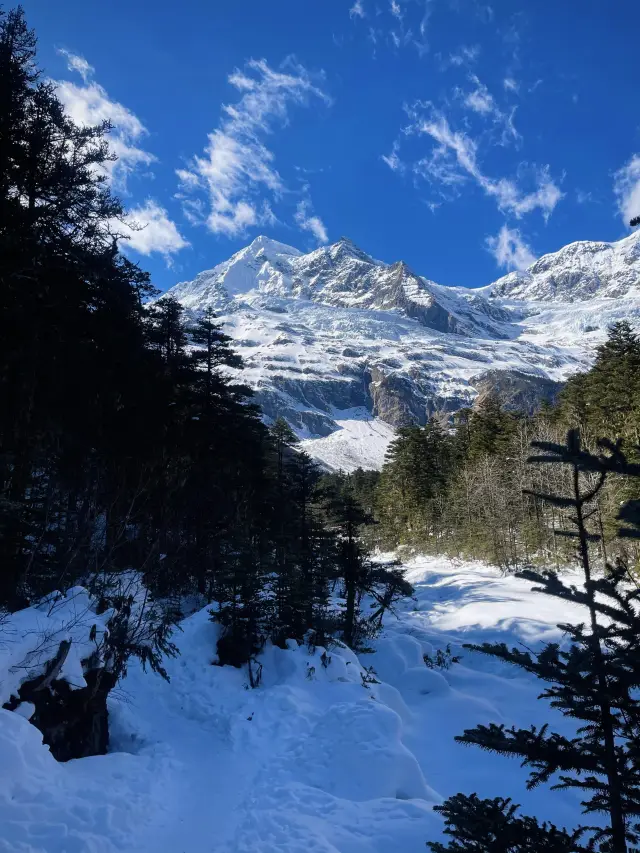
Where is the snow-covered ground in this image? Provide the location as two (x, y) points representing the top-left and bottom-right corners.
(299, 412), (396, 471)
(0, 556), (591, 852)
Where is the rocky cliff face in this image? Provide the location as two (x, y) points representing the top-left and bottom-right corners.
(165, 230), (640, 470)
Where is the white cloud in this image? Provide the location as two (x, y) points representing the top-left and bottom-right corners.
(614, 154), (640, 226)
(463, 77), (495, 116)
(407, 107), (562, 220)
(351, 0), (429, 56)
(57, 48), (94, 83)
(390, 0), (403, 21)
(177, 58), (330, 238)
(117, 200), (190, 260)
(576, 189), (594, 205)
(486, 225), (536, 271)
(295, 199), (328, 244)
(386, 1), (415, 52)
(448, 45), (481, 68)
(503, 77), (519, 93)
(459, 75), (520, 146)
(54, 50), (156, 192)
(55, 51), (187, 262)
(382, 140), (404, 172)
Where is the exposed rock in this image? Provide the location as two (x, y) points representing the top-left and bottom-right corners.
(471, 369), (563, 413)
(368, 367), (426, 426)
(3, 642), (116, 762)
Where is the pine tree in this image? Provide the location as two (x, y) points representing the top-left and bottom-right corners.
(587, 323), (640, 443)
(427, 793), (587, 852)
(320, 478), (372, 648)
(467, 394), (516, 460)
(377, 420), (452, 547)
(439, 431), (640, 852)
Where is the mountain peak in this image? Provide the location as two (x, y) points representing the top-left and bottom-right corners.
(489, 230), (640, 302)
(328, 236), (375, 264)
(244, 235), (301, 258)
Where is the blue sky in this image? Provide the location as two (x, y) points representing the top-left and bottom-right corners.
(22, 0), (640, 290)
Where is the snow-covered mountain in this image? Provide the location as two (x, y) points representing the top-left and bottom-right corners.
(485, 231), (640, 301)
(166, 231), (640, 470)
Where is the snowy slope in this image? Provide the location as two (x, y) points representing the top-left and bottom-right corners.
(165, 230), (640, 470)
(298, 410), (396, 472)
(486, 231), (640, 301)
(0, 556), (592, 852)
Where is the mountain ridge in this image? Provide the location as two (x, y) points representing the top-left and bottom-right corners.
(165, 230), (640, 471)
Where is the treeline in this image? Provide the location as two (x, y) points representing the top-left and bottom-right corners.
(0, 5), (402, 750)
(364, 321), (640, 570)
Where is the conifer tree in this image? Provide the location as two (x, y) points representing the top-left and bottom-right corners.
(427, 793), (586, 853)
(466, 394), (516, 460)
(321, 478), (373, 647)
(430, 430), (640, 852)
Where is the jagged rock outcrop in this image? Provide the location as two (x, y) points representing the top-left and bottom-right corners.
(471, 369), (563, 413)
(368, 367), (426, 426)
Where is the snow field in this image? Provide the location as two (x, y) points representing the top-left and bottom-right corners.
(0, 556), (592, 852)
(299, 412), (396, 471)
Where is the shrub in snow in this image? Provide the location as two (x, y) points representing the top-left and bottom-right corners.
(423, 644), (462, 671)
(1, 577), (177, 761)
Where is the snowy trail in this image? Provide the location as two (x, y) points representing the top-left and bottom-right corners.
(129, 715), (252, 853)
(1, 556), (591, 852)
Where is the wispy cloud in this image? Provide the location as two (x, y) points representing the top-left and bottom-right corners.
(177, 58), (330, 239)
(295, 199), (329, 244)
(381, 140), (404, 172)
(458, 75), (520, 146)
(614, 154), (640, 226)
(387, 0), (417, 52)
(448, 44), (481, 68)
(486, 224), (536, 271)
(351, 0), (430, 56)
(396, 105), (562, 220)
(55, 49), (156, 192)
(503, 77), (519, 93)
(118, 200), (190, 260)
(462, 76), (495, 115)
(55, 50), (187, 262)
(576, 189), (594, 205)
(57, 48), (93, 83)
(390, 0), (403, 21)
